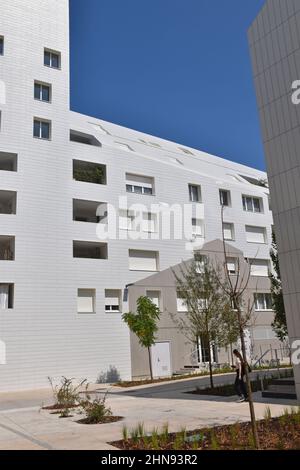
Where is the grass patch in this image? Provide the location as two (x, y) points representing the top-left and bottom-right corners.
(111, 407), (300, 450)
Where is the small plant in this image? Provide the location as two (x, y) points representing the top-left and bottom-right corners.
(159, 423), (169, 447)
(210, 431), (220, 450)
(264, 406), (272, 421)
(48, 376), (88, 410)
(130, 427), (140, 445)
(122, 425), (128, 442)
(150, 428), (159, 450)
(80, 392), (112, 424)
(137, 422), (145, 439)
(229, 422), (240, 447)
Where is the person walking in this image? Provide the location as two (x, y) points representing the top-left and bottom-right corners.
(233, 349), (248, 402)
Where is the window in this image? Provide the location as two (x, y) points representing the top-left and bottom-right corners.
(73, 199), (107, 224)
(242, 195), (263, 213)
(0, 190), (17, 214)
(223, 223), (234, 241)
(105, 289), (121, 313)
(254, 293), (272, 311)
(44, 49), (60, 69)
(177, 296), (187, 312)
(219, 189), (231, 206)
(0, 36), (4, 55)
(146, 291), (161, 309)
(189, 184), (201, 202)
(126, 173), (154, 195)
(119, 210), (135, 231)
(142, 212), (157, 233)
(73, 160), (107, 185)
(249, 259), (269, 277)
(192, 218), (204, 238)
(0, 236), (15, 260)
(77, 289), (95, 314)
(227, 257), (237, 275)
(245, 225), (267, 244)
(73, 241), (108, 260)
(0, 152), (17, 172)
(33, 118), (51, 140)
(34, 82), (51, 102)
(195, 255), (207, 274)
(129, 250), (159, 271)
(0, 284), (14, 309)
(70, 130), (101, 147)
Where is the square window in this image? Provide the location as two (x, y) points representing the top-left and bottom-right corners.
(33, 119), (51, 140)
(44, 49), (61, 69)
(77, 289), (96, 313)
(34, 82), (51, 102)
(105, 289), (121, 313)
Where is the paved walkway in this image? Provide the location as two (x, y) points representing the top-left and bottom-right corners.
(0, 371), (297, 450)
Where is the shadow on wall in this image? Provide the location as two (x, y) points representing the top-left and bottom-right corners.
(97, 365), (121, 384)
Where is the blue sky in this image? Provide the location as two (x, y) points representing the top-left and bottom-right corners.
(70, 0), (266, 170)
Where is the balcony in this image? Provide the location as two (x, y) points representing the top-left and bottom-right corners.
(73, 160), (106, 185)
(73, 241), (108, 260)
(73, 199), (107, 224)
(0, 191), (17, 214)
(70, 130), (101, 147)
(0, 152), (17, 172)
(0, 236), (15, 260)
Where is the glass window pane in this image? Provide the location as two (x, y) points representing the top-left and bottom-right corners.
(253, 198), (261, 212)
(51, 53), (59, 68)
(0, 37), (4, 55)
(143, 187), (153, 195)
(42, 85), (50, 102)
(44, 51), (51, 66)
(246, 197), (253, 211)
(134, 186), (143, 194)
(33, 120), (40, 138)
(34, 83), (41, 100)
(41, 122), (50, 139)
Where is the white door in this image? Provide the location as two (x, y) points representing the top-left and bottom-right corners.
(151, 342), (171, 378)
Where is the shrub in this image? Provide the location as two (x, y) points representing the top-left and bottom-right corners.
(80, 392), (112, 424)
(48, 376), (88, 410)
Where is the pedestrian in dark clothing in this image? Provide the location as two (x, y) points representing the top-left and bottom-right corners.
(233, 349), (248, 402)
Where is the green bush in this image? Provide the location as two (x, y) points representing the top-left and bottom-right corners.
(80, 392), (112, 424)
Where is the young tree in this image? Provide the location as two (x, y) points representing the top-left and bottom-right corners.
(219, 206), (260, 449)
(122, 296), (160, 380)
(270, 232), (287, 342)
(172, 255), (238, 389)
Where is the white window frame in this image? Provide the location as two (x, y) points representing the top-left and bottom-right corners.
(245, 225), (267, 244)
(227, 257), (237, 275)
(77, 289), (96, 314)
(129, 250), (159, 272)
(126, 174), (154, 196)
(105, 289), (121, 313)
(146, 290), (161, 309)
(242, 195), (263, 213)
(254, 293), (272, 311)
(249, 259), (269, 277)
(219, 189), (231, 207)
(34, 81), (51, 103)
(192, 218), (204, 238)
(44, 48), (61, 69)
(189, 184), (201, 202)
(223, 222), (234, 241)
(33, 118), (51, 140)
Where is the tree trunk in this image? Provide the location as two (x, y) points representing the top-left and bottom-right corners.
(206, 335), (214, 389)
(230, 343), (233, 365)
(148, 347), (153, 381)
(237, 307), (260, 449)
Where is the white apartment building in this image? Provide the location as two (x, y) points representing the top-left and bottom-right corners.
(0, 0), (275, 391)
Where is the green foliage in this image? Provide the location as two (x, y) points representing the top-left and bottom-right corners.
(122, 296), (160, 349)
(270, 232), (288, 341)
(73, 166), (104, 185)
(264, 406), (272, 421)
(172, 255), (238, 389)
(48, 376), (87, 410)
(80, 392), (112, 424)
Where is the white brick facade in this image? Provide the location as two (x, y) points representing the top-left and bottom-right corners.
(0, 0), (273, 391)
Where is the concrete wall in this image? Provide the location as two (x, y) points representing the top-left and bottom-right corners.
(249, 0), (300, 400)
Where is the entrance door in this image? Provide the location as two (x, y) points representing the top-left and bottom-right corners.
(151, 342), (171, 378)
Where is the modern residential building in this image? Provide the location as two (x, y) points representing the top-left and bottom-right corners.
(0, 0), (275, 391)
(248, 0), (300, 401)
(128, 239), (282, 380)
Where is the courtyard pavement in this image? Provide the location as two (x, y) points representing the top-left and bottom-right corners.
(0, 371), (297, 450)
